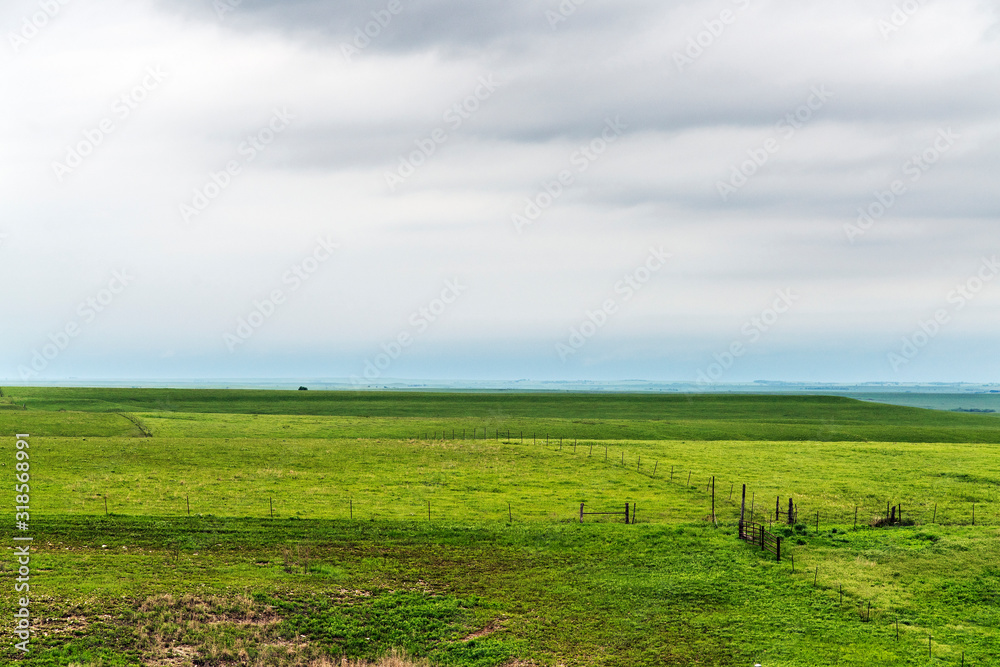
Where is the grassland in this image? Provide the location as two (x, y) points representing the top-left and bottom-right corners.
(2, 388), (999, 666)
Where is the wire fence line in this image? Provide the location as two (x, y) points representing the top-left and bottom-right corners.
(44, 430), (998, 529)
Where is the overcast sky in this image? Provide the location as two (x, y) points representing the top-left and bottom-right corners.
(2, 0), (999, 384)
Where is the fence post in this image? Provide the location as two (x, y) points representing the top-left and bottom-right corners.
(740, 484), (746, 536)
(711, 476), (716, 525)
(579, 503), (584, 524)
(625, 502), (630, 524)
(776, 536), (781, 562)
(789, 497), (794, 525)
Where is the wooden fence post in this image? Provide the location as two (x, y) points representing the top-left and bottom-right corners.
(789, 497), (794, 525)
(740, 484), (746, 535)
(776, 536), (781, 562)
(625, 502), (630, 525)
(579, 503), (584, 524)
(711, 477), (716, 525)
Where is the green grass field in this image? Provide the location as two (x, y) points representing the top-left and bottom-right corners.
(2, 388), (999, 666)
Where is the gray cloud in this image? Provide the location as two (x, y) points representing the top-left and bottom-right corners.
(2, 0), (999, 383)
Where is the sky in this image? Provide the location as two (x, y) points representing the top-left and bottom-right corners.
(2, 0), (999, 385)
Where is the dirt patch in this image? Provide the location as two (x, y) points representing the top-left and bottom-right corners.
(460, 617), (506, 642)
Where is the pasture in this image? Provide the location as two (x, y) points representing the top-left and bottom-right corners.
(2, 388), (999, 666)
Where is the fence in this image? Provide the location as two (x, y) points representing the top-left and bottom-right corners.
(738, 521), (782, 561)
(579, 502), (634, 524)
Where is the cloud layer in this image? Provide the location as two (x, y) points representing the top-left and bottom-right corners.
(2, 0), (999, 384)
